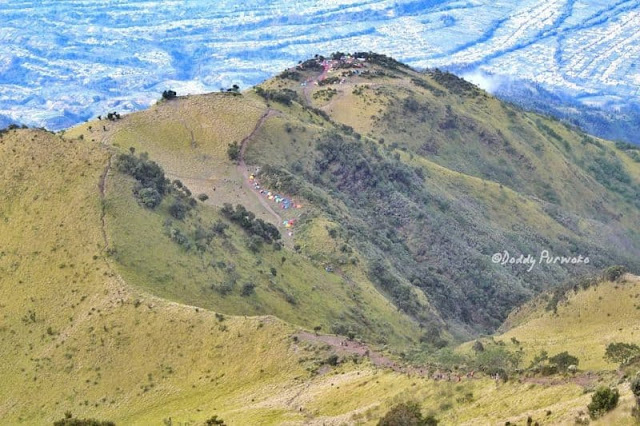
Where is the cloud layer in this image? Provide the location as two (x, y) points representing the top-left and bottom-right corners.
(1, 0), (638, 129)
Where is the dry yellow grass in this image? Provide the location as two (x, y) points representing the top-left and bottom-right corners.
(497, 275), (640, 371)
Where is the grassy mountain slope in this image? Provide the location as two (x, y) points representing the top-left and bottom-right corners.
(0, 130), (608, 425)
(1, 131), (636, 425)
(244, 54), (640, 336)
(0, 128), (433, 425)
(4, 52), (640, 424)
(0, 129), (306, 424)
(497, 273), (640, 371)
(65, 89), (424, 347)
(64, 53), (640, 340)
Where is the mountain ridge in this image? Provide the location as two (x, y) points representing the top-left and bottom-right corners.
(2, 52), (640, 424)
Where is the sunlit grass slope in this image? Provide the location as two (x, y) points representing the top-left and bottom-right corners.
(63, 90), (423, 346)
(497, 274), (640, 371)
(2, 110), (639, 425)
(245, 55), (640, 335)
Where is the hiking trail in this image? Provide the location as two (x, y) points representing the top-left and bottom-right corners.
(236, 108), (288, 232)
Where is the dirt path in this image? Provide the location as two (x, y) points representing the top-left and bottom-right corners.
(302, 62), (331, 106)
(98, 154), (113, 250)
(295, 332), (435, 378)
(236, 108), (286, 227)
(522, 372), (597, 387)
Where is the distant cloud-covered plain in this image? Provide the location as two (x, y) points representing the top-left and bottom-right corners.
(1, 0), (638, 129)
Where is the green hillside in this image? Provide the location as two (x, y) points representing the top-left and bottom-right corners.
(3, 52), (640, 424)
(245, 53), (640, 336)
(66, 53), (640, 340)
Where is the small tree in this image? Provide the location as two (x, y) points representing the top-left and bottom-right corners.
(247, 235), (263, 253)
(241, 282), (256, 296)
(197, 193), (209, 202)
(227, 141), (240, 162)
(138, 187), (162, 208)
(162, 90), (177, 100)
(169, 200), (189, 220)
(204, 415), (226, 426)
(325, 354), (339, 366)
(378, 402), (438, 425)
(587, 387), (619, 419)
(472, 340), (485, 353)
(604, 265), (627, 282)
(604, 342), (640, 365)
(632, 377), (640, 420)
(549, 351), (579, 372)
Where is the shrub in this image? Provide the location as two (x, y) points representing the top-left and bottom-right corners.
(162, 90), (177, 100)
(473, 345), (521, 377)
(632, 377), (640, 399)
(277, 69), (302, 81)
(247, 235), (263, 253)
(220, 204), (281, 243)
(138, 187), (162, 208)
(472, 340), (485, 353)
(378, 402), (438, 426)
(588, 387), (619, 419)
(254, 87), (299, 106)
(169, 200), (189, 220)
(170, 228), (192, 250)
(53, 412), (115, 426)
(604, 342), (640, 364)
(548, 351), (579, 372)
(213, 280), (235, 296)
(116, 152), (168, 202)
(212, 220), (228, 235)
(604, 265), (628, 282)
(241, 282), (256, 296)
(197, 193), (209, 202)
(325, 354), (339, 366)
(227, 141), (240, 162)
(204, 415), (226, 426)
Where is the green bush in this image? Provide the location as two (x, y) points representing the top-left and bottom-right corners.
(204, 415), (226, 425)
(378, 402), (438, 425)
(632, 377), (640, 398)
(54, 412), (115, 426)
(138, 187), (162, 208)
(604, 265), (628, 282)
(221, 204), (281, 243)
(277, 69), (302, 81)
(548, 351), (579, 372)
(604, 342), (640, 364)
(169, 228), (192, 250)
(169, 200), (189, 220)
(325, 354), (339, 366)
(162, 90), (177, 100)
(117, 151), (169, 208)
(116, 152), (167, 195)
(587, 387), (619, 419)
(241, 282), (256, 296)
(254, 87), (299, 106)
(227, 141), (240, 162)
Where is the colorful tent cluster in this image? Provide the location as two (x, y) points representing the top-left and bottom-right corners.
(249, 174), (302, 230)
(258, 190), (302, 210)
